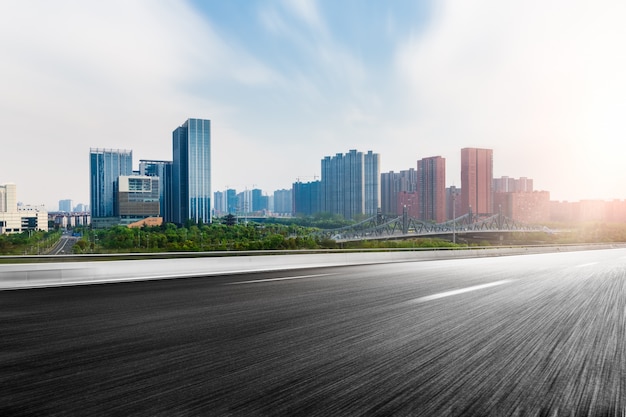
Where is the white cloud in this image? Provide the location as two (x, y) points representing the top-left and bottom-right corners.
(0, 0), (281, 208)
(394, 0), (626, 200)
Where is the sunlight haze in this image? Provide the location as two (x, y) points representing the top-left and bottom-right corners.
(1, 0), (624, 210)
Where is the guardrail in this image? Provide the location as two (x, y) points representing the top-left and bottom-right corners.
(1, 244), (624, 290)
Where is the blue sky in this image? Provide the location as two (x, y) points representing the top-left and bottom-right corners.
(1, 0), (625, 210)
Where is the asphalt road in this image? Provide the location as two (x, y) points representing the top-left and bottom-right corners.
(2, 248), (626, 416)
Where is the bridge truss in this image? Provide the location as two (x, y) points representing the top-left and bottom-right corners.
(315, 211), (549, 242)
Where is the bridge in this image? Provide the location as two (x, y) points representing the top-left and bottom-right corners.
(315, 210), (551, 242)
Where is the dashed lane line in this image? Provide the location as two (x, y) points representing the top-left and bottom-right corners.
(409, 279), (515, 304)
(226, 273), (336, 285)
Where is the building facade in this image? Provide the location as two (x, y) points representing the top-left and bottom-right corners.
(418, 156), (446, 222)
(364, 150), (381, 216)
(461, 147), (493, 215)
(90, 148), (133, 222)
(293, 181), (321, 216)
(381, 169), (417, 216)
(493, 176), (534, 193)
(0, 183), (48, 234)
(58, 199), (73, 212)
(494, 191), (550, 223)
(273, 189), (292, 216)
(172, 118), (211, 225)
(139, 159), (173, 223)
(320, 149), (380, 219)
(446, 186), (462, 221)
(116, 175), (161, 225)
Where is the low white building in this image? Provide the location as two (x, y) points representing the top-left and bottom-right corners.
(0, 183), (48, 234)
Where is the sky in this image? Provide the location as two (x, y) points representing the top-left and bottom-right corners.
(1, 0), (625, 210)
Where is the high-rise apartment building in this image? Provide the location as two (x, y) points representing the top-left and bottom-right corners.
(226, 189), (237, 214)
(418, 156), (446, 222)
(493, 176), (534, 193)
(461, 148), (493, 215)
(90, 148), (133, 222)
(213, 191), (226, 217)
(273, 189), (292, 216)
(139, 160), (173, 223)
(320, 149), (380, 219)
(364, 151), (380, 216)
(58, 199), (73, 212)
(293, 181), (321, 216)
(381, 168), (418, 216)
(446, 186), (462, 220)
(172, 118), (211, 224)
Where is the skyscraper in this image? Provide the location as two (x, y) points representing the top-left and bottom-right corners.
(320, 149), (380, 219)
(90, 148), (133, 220)
(364, 150), (380, 216)
(418, 156), (446, 222)
(172, 118), (211, 224)
(273, 189), (293, 216)
(461, 148), (493, 215)
(293, 181), (321, 216)
(58, 199), (73, 212)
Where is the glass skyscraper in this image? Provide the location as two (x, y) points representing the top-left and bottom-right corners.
(90, 148), (133, 219)
(172, 118), (211, 224)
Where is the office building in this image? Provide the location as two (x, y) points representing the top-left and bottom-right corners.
(139, 160), (173, 223)
(90, 148), (133, 225)
(418, 156), (446, 222)
(0, 183), (48, 234)
(461, 148), (493, 215)
(172, 118), (211, 224)
(116, 175), (161, 225)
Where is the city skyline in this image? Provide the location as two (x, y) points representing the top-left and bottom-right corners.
(2, 1), (626, 209)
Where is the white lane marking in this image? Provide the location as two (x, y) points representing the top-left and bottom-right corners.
(227, 273), (335, 285)
(409, 279), (515, 304)
(575, 262), (598, 268)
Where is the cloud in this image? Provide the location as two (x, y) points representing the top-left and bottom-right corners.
(0, 0), (281, 207)
(394, 0), (626, 200)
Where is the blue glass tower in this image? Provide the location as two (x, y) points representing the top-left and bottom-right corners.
(172, 118), (211, 224)
(89, 148), (133, 219)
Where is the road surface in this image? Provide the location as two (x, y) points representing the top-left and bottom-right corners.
(1, 248), (625, 415)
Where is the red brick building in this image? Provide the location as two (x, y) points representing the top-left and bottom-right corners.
(494, 191), (550, 223)
(461, 148), (493, 215)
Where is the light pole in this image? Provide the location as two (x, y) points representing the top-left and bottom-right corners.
(452, 193), (456, 244)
